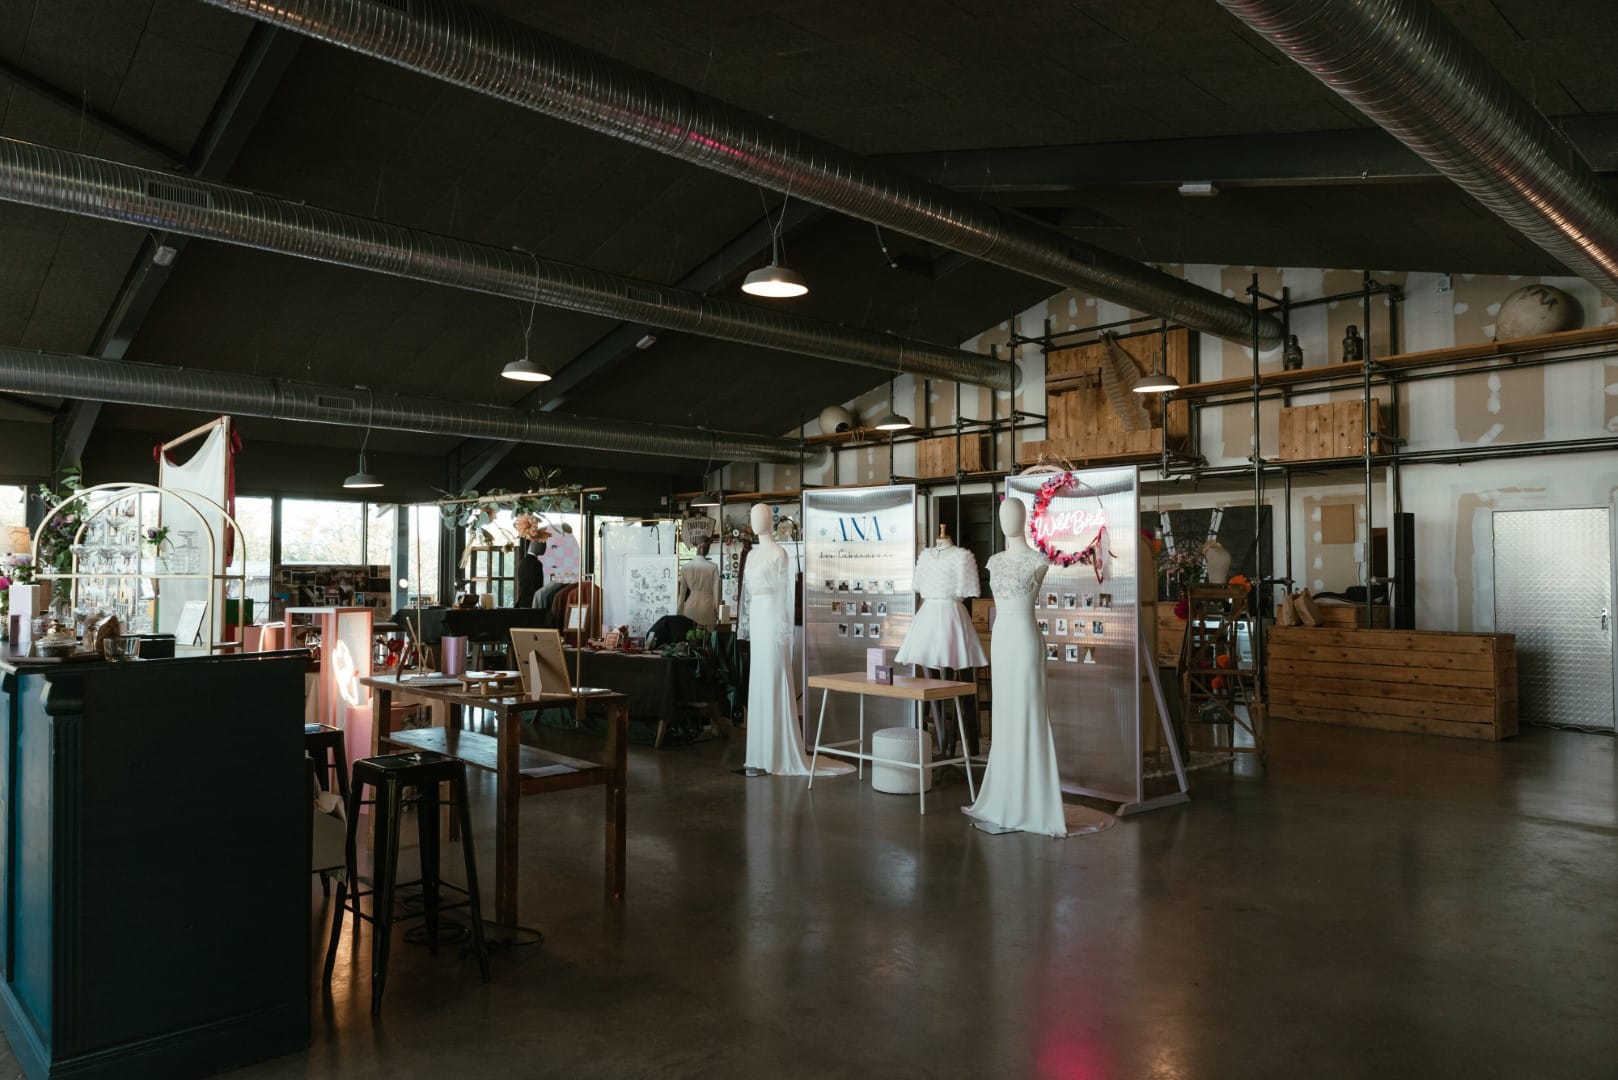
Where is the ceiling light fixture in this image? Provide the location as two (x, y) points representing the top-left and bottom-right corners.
(692, 492), (722, 508)
(1177, 181), (1218, 197)
(742, 190), (808, 298)
(343, 388), (384, 489)
(872, 377), (912, 431)
(1132, 321), (1179, 395)
(502, 250), (553, 382)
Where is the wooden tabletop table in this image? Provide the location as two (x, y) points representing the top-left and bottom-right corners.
(360, 674), (628, 926)
(804, 671), (980, 815)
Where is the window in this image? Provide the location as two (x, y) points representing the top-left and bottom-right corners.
(367, 503), (396, 571)
(229, 496), (274, 616)
(0, 485), (26, 552)
(280, 498), (363, 564)
(404, 504), (440, 606)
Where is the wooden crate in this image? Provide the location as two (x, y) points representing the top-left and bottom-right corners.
(1313, 602), (1391, 629)
(1145, 601), (1186, 665)
(915, 434), (988, 478)
(1278, 398), (1391, 461)
(1267, 627), (1517, 740)
(1029, 327), (1193, 464)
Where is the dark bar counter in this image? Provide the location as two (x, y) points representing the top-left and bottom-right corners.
(0, 646), (311, 1079)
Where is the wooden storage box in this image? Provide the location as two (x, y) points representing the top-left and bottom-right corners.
(1267, 627), (1517, 740)
(1278, 398), (1391, 461)
(1022, 327), (1192, 466)
(915, 433), (988, 478)
(1313, 602), (1391, 629)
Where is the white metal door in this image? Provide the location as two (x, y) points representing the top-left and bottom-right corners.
(1492, 507), (1616, 729)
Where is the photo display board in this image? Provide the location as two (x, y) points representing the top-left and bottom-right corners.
(1005, 466), (1141, 803)
(802, 486), (917, 745)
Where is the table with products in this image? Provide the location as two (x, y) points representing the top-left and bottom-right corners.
(360, 674), (628, 926)
(805, 671), (980, 815)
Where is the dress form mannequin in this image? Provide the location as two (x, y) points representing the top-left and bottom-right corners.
(963, 498), (1066, 837)
(678, 542), (720, 626)
(897, 523), (987, 754)
(1203, 538), (1232, 585)
(743, 503), (848, 776)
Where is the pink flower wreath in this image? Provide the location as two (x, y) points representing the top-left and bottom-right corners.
(1031, 471), (1110, 581)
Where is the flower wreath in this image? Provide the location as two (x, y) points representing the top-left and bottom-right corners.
(1031, 471), (1112, 582)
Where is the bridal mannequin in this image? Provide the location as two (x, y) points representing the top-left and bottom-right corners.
(963, 498), (1066, 837)
(897, 523), (987, 753)
(678, 542), (720, 626)
(743, 503), (848, 776)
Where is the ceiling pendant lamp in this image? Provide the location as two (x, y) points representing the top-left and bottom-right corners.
(343, 389), (383, 489)
(872, 378), (912, 431)
(503, 253), (553, 382)
(1132, 321), (1179, 394)
(741, 192), (808, 298)
(692, 492), (722, 509)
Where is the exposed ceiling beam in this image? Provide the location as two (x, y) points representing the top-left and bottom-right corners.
(875, 114), (1618, 192)
(454, 200), (827, 489)
(52, 25), (301, 474)
(0, 57), (185, 166)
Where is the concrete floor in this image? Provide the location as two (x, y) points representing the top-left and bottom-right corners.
(5, 719), (1615, 1079)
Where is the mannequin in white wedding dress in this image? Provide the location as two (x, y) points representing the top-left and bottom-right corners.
(897, 524), (987, 753)
(743, 503), (850, 777)
(963, 497), (1066, 837)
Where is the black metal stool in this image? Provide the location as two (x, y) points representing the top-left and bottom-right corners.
(304, 723), (349, 801)
(325, 750), (491, 1016)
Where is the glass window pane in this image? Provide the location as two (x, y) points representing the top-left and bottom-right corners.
(0, 484), (26, 533)
(280, 498), (363, 564)
(367, 503), (395, 569)
(229, 496), (273, 618)
(404, 504), (440, 606)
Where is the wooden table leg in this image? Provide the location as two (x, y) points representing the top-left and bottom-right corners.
(605, 698), (627, 903)
(495, 701), (520, 927)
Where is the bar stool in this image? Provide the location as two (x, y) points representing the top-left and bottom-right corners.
(324, 750), (491, 1016)
(304, 723), (349, 801)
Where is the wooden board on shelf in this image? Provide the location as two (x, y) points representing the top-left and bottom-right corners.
(916, 434), (989, 478)
(1267, 626), (1516, 740)
(1277, 399), (1391, 461)
(1036, 327), (1192, 464)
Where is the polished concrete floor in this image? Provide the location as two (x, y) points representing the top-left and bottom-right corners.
(5, 719), (1615, 1079)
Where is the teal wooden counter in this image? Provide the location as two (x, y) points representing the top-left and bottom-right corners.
(0, 647), (311, 1079)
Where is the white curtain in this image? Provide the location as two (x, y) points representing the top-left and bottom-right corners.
(157, 423), (230, 652)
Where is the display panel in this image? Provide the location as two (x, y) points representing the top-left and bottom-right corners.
(802, 486), (917, 745)
(1006, 467), (1140, 802)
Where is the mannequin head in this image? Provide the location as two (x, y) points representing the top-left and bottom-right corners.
(936, 523), (953, 547)
(750, 502), (776, 546)
(999, 497), (1028, 549)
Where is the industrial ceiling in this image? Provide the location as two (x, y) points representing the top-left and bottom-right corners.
(1, 0), (1614, 502)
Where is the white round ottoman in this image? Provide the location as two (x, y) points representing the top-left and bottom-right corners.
(871, 727), (933, 794)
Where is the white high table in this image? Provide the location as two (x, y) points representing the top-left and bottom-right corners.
(806, 671), (980, 814)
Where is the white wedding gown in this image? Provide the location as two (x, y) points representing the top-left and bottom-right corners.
(964, 546), (1067, 837)
(744, 543), (849, 776)
(895, 545), (988, 669)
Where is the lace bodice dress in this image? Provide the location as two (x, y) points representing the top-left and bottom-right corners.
(895, 545), (988, 668)
(963, 546), (1066, 836)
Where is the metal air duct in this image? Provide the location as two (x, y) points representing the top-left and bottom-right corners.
(0, 138), (1013, 391)
(1218, 0), (1618, 299)
(0, 347), (804, 463)
(196, 0), (1282, 347)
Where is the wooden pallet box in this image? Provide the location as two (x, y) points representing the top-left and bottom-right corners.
(1278, 398), (1391, 461)
(1313, 602), (1391, 629)
(915, 433), (988, 477)
(1267, 627), (1517, 740)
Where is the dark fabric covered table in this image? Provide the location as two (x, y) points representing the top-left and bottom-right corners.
(389, 606), (555, 644)
(564, 648), (728, 739)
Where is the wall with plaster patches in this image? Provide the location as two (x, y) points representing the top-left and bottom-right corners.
(747, 264), (1615, 631)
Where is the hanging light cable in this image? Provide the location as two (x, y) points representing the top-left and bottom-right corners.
(343, 387), (383, 489)
(1133, 319), (1179, 394)
(742, 189), (808, 298)
(502, 249), (553, 381)
(872, 375), (912, 431)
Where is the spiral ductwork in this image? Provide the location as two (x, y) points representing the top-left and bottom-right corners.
(1218, 0), (1618, 298)
(0, 139), (1013, 392)
(196, 0), (1281, 347)
(0, 347), (803, 463)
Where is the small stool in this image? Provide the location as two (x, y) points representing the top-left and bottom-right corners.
(871, 727), (933, 794)
(324, 750), (491, 1016)
(304, 723), (349, 801)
